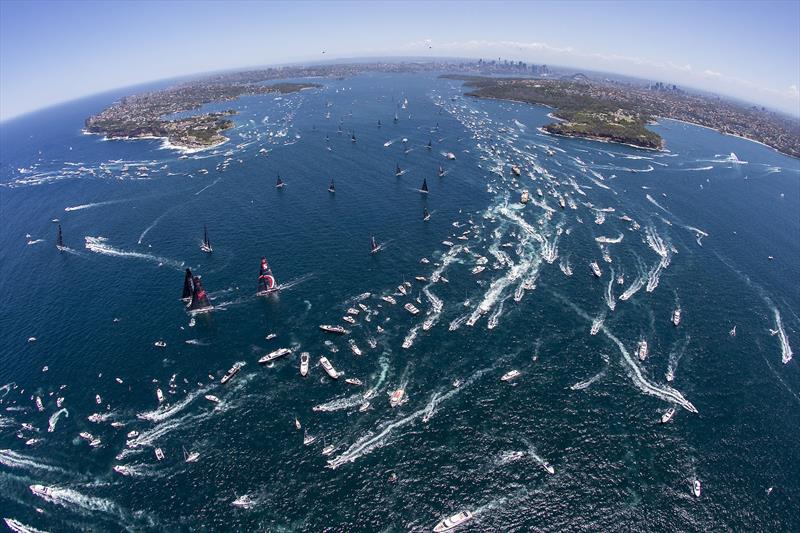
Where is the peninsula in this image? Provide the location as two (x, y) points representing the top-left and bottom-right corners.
(443, 73), (799, 157)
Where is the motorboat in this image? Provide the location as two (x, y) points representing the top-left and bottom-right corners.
(501, 369), (521, 382)
(345, 378), (363, 386)
(433, 510), (473, 532)
(155, 447), (165, 461)
(220, 362), (245, 384)
(693, 479), (702, 497)
(258, 347), (292, 364)
(300, 352), (310, 377)
(342, 315), (357, 325)
(637, 340), (649, 361)
(319, 324), (348, 335)
(184, 447), (200, 463)
(661, 407), (676, 424)
(381, 295), (397, 305)
(590, 262), (602, 278)
(672, 308), (681, 326)
(156, 388), (164, 403)
(349, 340), (363, 356)
(319, 356), (339, 379)
(154, 340), (166, 348)
(404, 303), (420, 315)
(204, 395), (220, 403)
(389, 389), (405, 407)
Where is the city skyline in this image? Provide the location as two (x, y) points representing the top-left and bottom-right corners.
(1, 0), (798, 121)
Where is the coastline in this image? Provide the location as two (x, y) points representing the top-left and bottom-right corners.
(537, 126), (664, 153)
(656, 117), (795, 158)
(83, 129), (229, 154)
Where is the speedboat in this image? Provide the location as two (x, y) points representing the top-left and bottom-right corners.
(319, 324), (348, 335)
(295, 418), (301, 430)
(590, 262), (602, 278)
(113, 465), (132, 476)
(300, 352), (310, 377)
(637, 340), (648, 361)
(665, 369), (675, 382)
(693, 479), (702, 497)
(349, 340), (363, 356)
(543, 462), (555, 474)
(232, 495), (254, 508)
(345, 378), (363, 386)
(404, 303), (420, 315)
(433, 510), (473, 532)
(96, 394), (102, 404)
(672, 308), (681, 326)
(127, 430), (139, 438)
(445, 152), (456, 160)
(154, 340), (166, 348)
(729, 325), (736, 337)
(319, 356), (339, 379)
(389, 389), (405, 407)
(342, 315), (357, 325)
(205, 395), (220, 403)
(415, 276), (427, 282)
(29, 484), (54, 498)
(661, 407), (676, 424)
(35, 396), (44, 411)
(156, 388), (164, 403)
(381, 295), (397, 305)
(155, 447), (165, 461)
(471, 265), (485, 274)
(359, 401), (370, 412)
(501, 369), (521, 382)
(258, 347), (292, 364)
(220, 361), (245, 384)
(346, 307), (360, 316)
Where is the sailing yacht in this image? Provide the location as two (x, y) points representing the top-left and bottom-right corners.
(423, 208), (431, 221)
(276, 174), (285, 188)
(328, 179), (335, 193)
(370, 236), (380, 254)
(395, 163), (403, 177)
(427, 139), (432, 150)
(258, 347), (292, 364)
(200, 226), (213, 253)
(393, 112), (399, 123)
(56, 224), (66, 251)
(420, 178), (429, 194)
(351, 132), (357, 143)
(181, 268), (194, 301)
(183, 446), (200, 462)
(377, 119), (382, 128)
(438, 166), (445, 177)
(188, 276), (213, 314)
(256, 257), (278, 296)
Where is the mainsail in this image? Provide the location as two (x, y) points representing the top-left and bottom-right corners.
(276, 174), (284, 188)
(189, 276), (213, 312)
(257, 257), (276, 294)
(395, 163), (402, 176)
(56, 224), (64, 249)
(329, 179), (335, 193)
(370, 236), (379, 253)
(423, 208), (430, 221)
(181, 268), (194, 301)
(420, 178), (429, 193)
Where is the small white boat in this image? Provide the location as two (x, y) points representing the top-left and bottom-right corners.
(127, 430), (139, 438)
(637, 340), (649, 361)
(295, 418), (301, 430)
(693, 479), (702, 497)
(300, 352), (310, 377)
(113, 465), (132, 476)
(35, 396), (44, 411)
(156, 388), (164, 403)
(322, 444), (336, 456)
(346, 307), (360, 316)
(590, 261), (602, 278)
(543, 462), (555, 474)
(349, 340), (363, 356)
(520, 189), (529, 204)
(661, 407), (676, 424)
(258, 347), (292, 364)
(389, 389), (405, 407)
(501, 369), (521, 382)
(184, 447), (200, 463)
(672, 308), (682, 326)
(29, 484), (55, 498)
(319, 324), (349, 335)
(729, 325), (737, 337)
(381, 295), (397, 305)
(345, 378), (363, 386)
(221, 361), (245, 384)
(265, 333), (277, 340)
(319, 356), (339, 379)
(232, 495), (254, 508)
(471, 265), (485, 274)
(155, 447), (165, 461)
(342, 315), (357, 325)
(154, 340), (167, 348)
(205, 394), (220, 403)
(404, 303), (420, 315)
(303, 431), (316, 445)
(445, 152), (456, 160)
(95, 394), (102, 404)
(433, 510), (473, 532)
(359, 401), (370, 412)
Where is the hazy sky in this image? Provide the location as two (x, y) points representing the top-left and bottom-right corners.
(1, 0), (799, 120)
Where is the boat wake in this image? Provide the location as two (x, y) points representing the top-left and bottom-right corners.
(771, 308), (794, 364)
(48, 407), (69, 433)
(570, 354), (610, 390)
(84, 236), (184, 270)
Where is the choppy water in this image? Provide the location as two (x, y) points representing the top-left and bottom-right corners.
(1, 72), (799, 531)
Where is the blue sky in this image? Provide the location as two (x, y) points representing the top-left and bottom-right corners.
(1, 0), (798, 120)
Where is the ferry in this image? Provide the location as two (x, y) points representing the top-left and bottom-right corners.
(520, 189), (530, 204)
(380, 295), (397, 305)
(155, 448), (165, 461)
(672, 308), (681, 326)
(204, 394), (220, 403)
(200, 226), (213, 253)
(389, 389), (405, 407)
(300, 352), (310, 377)
(501, 369), (521, 382)
(220, 362), (245, 384)
(319, 324), (348, 335)
(345, 378), (363, 386)
(590, 262), (602, 278)
(433, 510), (473, 532)
(637, 340), (649, 361)
(258, 347), (292, 364)
(319, 356), (339, 379)
(661, 407), (676, 424)
(256, 257), (278, 296)
(404, 302), (420, 315)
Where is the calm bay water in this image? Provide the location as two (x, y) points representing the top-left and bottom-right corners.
(1, 72), (799, 531)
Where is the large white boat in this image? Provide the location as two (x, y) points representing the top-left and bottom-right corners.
(590, 261), (602, 278)
(381, 295), (397, 305)
(220, 361), (245, 384)
(433, 510), (473, 532)
(672, 308), (681, 326)
(637, 340), (649, 361)
(389, 389), (405, 407)
(300, 352), (310, 377)
(258, 347), (292, 364)
(319, 357), (339, 379)
(404, 303), (420, 315)
(501, 369), (521, 382)
(204, 394), (220, 403)
(319, 324), (348, 335)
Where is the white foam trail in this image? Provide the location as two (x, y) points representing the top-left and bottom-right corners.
(448, 313), (469, 331)
(595, 234), (624, 244)
(666, 336), (690, 382)
(313, 393), (364, 412)
(0, 449), (65, 473)
(136, 386), (209, 422)
(646, 260), (666, 293)
(47, 408), (68, 432)
(84, 236), (184, 270)
(555, 292), (697, 412)
(605, 270), (616, 311)
(3, 518), (48, 533)
(487, 295), (510, 330)
(619, 274), (644, 301)
(645, 194), (670, 214)
(137, 205), (180, 244)
(402, 325), (420, 349)
(194, 177), (222, 195)
(328, 366), (493, 468)
(29, 485), (125, 518)
(570, 354), (610, 390)
(64, 199), (131, 212)
(26, 239), (45, 245)
(772, 308), (794, 364)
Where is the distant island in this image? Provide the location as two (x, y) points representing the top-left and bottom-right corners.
(442, 73), (799, 157)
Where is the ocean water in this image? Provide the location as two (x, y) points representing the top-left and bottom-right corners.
(1, 72), (798, 531)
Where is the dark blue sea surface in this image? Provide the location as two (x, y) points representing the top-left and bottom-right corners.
(1, 72), (799, 531)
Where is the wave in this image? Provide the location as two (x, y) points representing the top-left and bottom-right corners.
(3, 518), (48, 533)
(136, 386), (209, 422)
(666, 336), (691, 382)
(313, 393), (366, 412)
(47, 408), (69, 433)
(29, 485), (129, 521)
(570, 354), (610, 390)
(0, 449), (66, 474)
(84, 236), (184, 270)
(194, 177), (222, 195)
